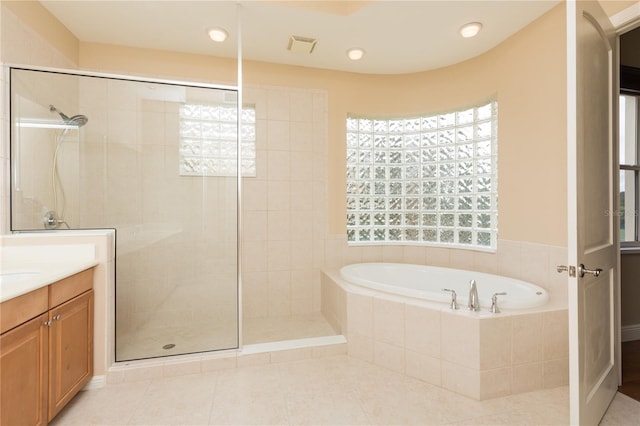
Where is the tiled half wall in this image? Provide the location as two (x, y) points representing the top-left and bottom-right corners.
(322, 269), (569, 400)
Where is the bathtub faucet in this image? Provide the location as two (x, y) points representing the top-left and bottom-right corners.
(441, 288), (458, 310)
(468, 279), (480, 311)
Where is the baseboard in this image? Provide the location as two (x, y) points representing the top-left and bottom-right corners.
(622, 324), (640, 342)
(84, 375), (106, 390)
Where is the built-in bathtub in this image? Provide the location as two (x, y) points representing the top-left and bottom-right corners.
(340, 262), (549, 310)
(321, 263), (569, 400)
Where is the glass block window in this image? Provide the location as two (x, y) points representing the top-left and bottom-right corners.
(346, 101), (498, 250)
(179, 103), (256, 177)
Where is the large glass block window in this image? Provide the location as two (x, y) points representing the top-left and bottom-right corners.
(346, 101), (498, 249)
(179, 103), (256, 177)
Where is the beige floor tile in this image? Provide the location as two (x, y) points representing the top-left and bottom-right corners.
(600, 392), (640, 425)
(49, 381), (150, 425)
(209, 388), (289, 425)
(504, 403), (569, 426)
(286, 390), (370, 425)
(277, 356), (365, 397)
(446, 411), (532, 425)
(127, 373), (217, 425)
(356, 384), (453, 425)
(49, 353), (640, 426)
(215, 363), (282, 396)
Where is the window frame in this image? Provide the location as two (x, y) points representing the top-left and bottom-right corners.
(620, 91), (640, 248)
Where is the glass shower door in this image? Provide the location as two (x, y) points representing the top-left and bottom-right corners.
(10, 68), (240, 361)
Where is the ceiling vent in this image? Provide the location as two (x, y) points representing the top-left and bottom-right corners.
(287, 35), (317, 54)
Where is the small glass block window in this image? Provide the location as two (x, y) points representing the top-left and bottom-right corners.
(179, 101), (256, 177)
(346, 101), (498, 250)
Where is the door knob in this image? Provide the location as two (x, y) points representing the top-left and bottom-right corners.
(578, 264), (602, 278)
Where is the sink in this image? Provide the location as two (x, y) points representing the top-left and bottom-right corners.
(0, 272), (39, 285)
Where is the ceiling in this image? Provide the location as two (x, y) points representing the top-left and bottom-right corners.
(39, 0), (560, 75)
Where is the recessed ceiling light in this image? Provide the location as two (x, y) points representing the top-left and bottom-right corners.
(347, 48), (365, 61)
(208, 27), (228, 43)
(459, 22), (482, 38)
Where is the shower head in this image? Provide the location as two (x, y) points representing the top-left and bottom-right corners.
(49, 104), (88, 127)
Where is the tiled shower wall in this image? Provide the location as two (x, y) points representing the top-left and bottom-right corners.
(241, 86), (328, 318)
(72, 79), (242, 342)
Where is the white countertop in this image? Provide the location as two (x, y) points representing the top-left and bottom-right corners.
(0, 240), (100, 303)
(0, 260), (98, 303)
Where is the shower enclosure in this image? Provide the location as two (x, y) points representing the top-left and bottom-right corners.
(10, 68), (244, 361)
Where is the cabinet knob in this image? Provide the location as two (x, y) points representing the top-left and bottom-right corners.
(53, 314), (61, 321)
(44, 320), (53, 327)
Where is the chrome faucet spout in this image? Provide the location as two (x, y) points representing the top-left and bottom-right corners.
(468, 279), (480, 311)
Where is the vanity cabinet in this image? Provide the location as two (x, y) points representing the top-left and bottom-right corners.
(0, 268), (94, 426)
(47, 289), (93, 421)
(0, 312), (49, 426)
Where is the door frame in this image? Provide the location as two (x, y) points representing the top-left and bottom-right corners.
(610, 4), (640, 386)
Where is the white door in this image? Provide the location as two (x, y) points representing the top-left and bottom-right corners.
(566, 1), (619, 425)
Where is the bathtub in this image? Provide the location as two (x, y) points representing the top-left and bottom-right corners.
(321, 263), (567, 400)
(339, 262), (549, 310)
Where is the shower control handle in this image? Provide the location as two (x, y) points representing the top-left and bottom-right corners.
(43, 211), (60, 230)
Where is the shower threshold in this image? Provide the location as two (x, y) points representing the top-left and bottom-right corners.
(243, 313), (338, 345)
(107, 333), (346, 385)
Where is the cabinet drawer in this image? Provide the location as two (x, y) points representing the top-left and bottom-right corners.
(49, 268), (94, 309)
(0, 287), (48, 334)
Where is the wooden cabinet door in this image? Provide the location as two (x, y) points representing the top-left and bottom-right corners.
(48, 290), (93, 421)
(0, 313), (49, 426)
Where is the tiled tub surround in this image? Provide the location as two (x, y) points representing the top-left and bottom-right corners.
(322, 266), (569, 400)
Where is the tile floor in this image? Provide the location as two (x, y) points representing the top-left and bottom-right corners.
(50, 354), (640, 426)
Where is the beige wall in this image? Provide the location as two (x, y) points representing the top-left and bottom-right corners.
(78, 4), (568, 247)
(1, 0), (78, 64)
(0, 0), (78, 235)
(599, 0), (638, 18)
(72, 6), (572, 335)
(4, 0), (634, 260)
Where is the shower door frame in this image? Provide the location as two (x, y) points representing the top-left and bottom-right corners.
(7, 64), (244, 364)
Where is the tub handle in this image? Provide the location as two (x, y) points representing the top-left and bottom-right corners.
(489, 292), (507, 314)
(441, 288), (458, 310)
